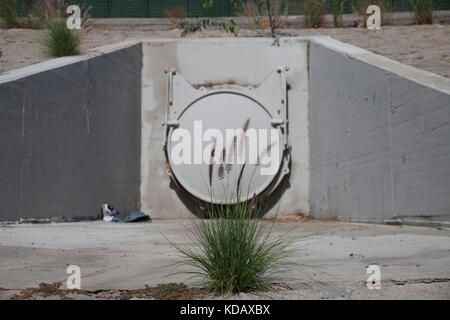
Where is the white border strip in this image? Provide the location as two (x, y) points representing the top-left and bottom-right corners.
(309, 36), (450, 95)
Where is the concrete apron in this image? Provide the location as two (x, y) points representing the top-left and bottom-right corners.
(0, 220), (449, 296)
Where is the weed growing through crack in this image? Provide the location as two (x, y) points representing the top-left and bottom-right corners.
(171, 194), (295, 294)
(169, 119), (296, 295)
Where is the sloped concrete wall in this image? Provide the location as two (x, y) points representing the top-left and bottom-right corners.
(309, 38), (450, 223)
(0, 44), (142, 221)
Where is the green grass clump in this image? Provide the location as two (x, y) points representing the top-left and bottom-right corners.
(0, 0), (67, 29)
(43, 20), (81, 57)
(332, 0), (344, 28)
(0, 0), (21, 28)
(171, 193), (294, 294)
(409, 0), (433, 24)
(304, 0), (326, 28)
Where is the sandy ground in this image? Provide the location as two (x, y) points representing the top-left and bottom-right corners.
(1, 219), (449, 300)
(0, 24), (450, 78)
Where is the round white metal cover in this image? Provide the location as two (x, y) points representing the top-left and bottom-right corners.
(167, 91), (283, 204)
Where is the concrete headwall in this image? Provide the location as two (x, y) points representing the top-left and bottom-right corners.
(141, 38), (309, 218)
(309, 38), (450, 224)
(0, 44), (142, 221)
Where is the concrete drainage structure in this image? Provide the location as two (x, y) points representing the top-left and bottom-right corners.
(0, 37), (449, 225)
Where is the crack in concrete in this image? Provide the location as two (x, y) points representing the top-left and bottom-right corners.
(389, 278), (450, 286)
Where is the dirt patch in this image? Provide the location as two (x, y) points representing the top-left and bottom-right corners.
(10, 282), (208, 300)
(264, 214), (310, 223)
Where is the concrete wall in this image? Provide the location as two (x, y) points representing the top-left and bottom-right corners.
(309, 38), (450, 224)
(1, 36), (449, 224)
(0, 43), (142, 222)
(141, 38), (309, 218)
